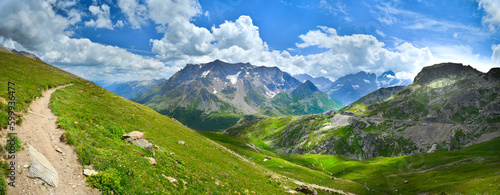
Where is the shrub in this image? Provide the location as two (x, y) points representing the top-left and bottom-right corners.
(87, 168), (123, 195)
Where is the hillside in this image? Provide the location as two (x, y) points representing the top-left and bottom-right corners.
(224, 63), (500, 160)
(207, 130), (500, 194)
(105, 78), (166, 100)
(352, 85), (406, 105)
(136, 59), (342, 132)
(0, 52), (299, 194)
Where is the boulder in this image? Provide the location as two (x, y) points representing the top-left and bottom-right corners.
(83, 169), (98, 176)
(322, 110), (336, 116)
(163, 175), (178, 186)
(28, 145), (58, 187)
(295, 185), (317, 195)
(145, 157), (156, 165)
(122, 131), (144, 139)
(128, 138), (153, 150)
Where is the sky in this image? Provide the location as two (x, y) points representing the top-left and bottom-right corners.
(0, 0), (499, 83)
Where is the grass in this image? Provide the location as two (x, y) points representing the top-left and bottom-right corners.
(206, 127), (500, 194)
(0, 52), (85, 194)
(1, 52), (288, 194)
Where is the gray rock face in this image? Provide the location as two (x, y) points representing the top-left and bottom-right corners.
(28, 145), (58, 187)
(125, 138), (153, 150)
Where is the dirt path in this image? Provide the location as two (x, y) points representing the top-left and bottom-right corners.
(5, 85), (100, 195)
(204, 137), (354, 195)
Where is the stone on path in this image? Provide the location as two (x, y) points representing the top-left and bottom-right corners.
(27, 144), (59, 187)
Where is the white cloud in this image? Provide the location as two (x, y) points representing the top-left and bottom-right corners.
(151, 20), (214, 59)
(0, 0), (173, 80)
(212, 16), (264, 51)
(296, 26), (432, 79)
(429, 44), (499, 73)
(478, 0), (500, 32)
(147, 0), (201, 25)
(319, 0), (351, 21)
(117, 0), (148, 29)
(85, 4), (114, 30)
(492, 44), (500, 63)
(376, 30), (386, 37)
(0, 0), (74, 50)
(114, 20), (124, 28)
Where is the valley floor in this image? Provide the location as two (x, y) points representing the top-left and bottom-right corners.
(4, 85), (100, 195)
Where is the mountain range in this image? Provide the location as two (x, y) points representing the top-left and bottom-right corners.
(134, 60), (343, 131)
(225, 63), (500, 160)
(2, 46), (499, 194)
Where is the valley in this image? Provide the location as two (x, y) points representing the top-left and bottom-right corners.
(0, 49), (498, 195)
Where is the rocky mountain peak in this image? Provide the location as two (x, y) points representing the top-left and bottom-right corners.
(291, 80), (320, 98)
(486, 67), (500, 79)
(414, 62), (481, 85)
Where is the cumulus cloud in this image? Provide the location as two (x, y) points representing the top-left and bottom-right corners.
(212, 16), (264, 51)
(85, 4), (114, 30)
(147, 0), (201, 25)
(478, 0), (500, 32)
(117, 0), (148, 29)
(296, 26), (432, 79)
(0, 0), (171, 80)
(0, 0), (75, 50)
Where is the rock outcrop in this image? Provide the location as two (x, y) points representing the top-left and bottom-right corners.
(28, 145), (59, 187)
(122, 131), (154, 152)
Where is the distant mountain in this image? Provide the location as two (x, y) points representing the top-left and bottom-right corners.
(270, 80), (344, 116)
(91, 80), (114, 88)
(293, 74), (333, 91)
(135, 60), (343, 131)
(324, 71), (379, 105)
(225, 62), (500, 160)
(352, 85), (406, 105)
(377, 70), (412, 88)
(105, 78), (167, 100)
(324, 70), (412, 105)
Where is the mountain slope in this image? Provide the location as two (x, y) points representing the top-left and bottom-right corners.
(224, 63), (500, 160)
(324, 70), (412, 105)
(325, 71), (379, 105)
(136, 60), (342, 131)
(293, 73), (333, 91)
(0, 52), (294, 194)
(269, 81), (344, 116)
(352, 85), (406, 105)
(105, 78), (166, 100)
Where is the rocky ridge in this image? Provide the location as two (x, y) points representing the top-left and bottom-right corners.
(225, 63), (500, 160)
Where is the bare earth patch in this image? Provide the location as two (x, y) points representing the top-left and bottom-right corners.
(4, 85), (100, 195)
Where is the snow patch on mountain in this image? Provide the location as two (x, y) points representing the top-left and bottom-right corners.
(226, 71), (241, 85)
(201, 70), (210, 78)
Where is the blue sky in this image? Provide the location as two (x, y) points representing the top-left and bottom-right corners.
(0, 0), (499, 82)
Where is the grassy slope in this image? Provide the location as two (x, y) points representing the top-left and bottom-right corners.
(0, 52), (287, 194)
(0, 52), (85, 193)
(203, 130), (500, 194)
